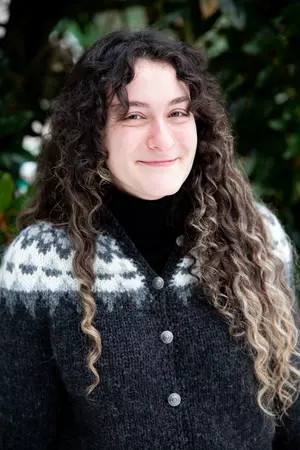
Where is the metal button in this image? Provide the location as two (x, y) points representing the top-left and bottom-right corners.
(160, 331), (174, 344)
(176, 235), (185, 247)
(152, 277), (164, 290)
(168, 393), (181, 407)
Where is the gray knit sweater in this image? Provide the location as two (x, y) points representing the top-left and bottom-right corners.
(0, 204), (299, 449)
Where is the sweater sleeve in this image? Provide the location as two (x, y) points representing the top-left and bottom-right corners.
(256, 204), (300, 449)
(0, 224), (69, 450)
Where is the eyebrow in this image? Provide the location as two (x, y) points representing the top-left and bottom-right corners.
(111, 95), (190, 109)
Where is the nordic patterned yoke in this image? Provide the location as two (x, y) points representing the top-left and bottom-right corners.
(0, 204), (299, 449)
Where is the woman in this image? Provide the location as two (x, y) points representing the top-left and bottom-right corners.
(0, 29), (299, 449)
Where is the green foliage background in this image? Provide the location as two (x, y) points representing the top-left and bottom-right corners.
(1, 0), (300, 256)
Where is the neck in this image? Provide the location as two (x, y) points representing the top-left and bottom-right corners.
(106, 186), (191, 274)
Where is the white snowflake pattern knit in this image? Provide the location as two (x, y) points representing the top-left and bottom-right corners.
(0, 205), (299, 450)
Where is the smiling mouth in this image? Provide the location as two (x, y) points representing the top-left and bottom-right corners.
(139, 158), (178, 167)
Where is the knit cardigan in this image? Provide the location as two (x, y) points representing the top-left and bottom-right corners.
(0, 204), (299, 450)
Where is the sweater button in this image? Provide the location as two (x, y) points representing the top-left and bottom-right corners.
(152, 277), (164, 290)
(168, 393), (181, 407)
(176, 235), (185, 247)
(161, 331), (174, 344)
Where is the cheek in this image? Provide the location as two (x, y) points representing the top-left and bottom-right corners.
(175, 124), (197, 154)
(106, 132), (129, 165)
(109, 129), (145, 160)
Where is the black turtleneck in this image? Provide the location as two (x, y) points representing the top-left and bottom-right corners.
(108, 187), (190, 275)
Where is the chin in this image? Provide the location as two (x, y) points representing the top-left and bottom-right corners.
(144, 184), (182, 200)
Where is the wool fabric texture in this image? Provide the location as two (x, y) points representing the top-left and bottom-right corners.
(108, 187), (189, 274)
(0, 203), (299, 449)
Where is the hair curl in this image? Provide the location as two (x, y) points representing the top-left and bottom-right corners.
(18, 29), (300, 419)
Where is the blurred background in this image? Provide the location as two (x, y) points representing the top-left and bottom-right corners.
(1, 0), (300, 260)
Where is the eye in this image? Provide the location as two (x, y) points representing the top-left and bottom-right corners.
(169, 111), (188, 118)
(125, 114), (144, 120)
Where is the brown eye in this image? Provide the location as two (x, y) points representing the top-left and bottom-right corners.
(125, 114), (144, 120)
(169, 111), (188, 118)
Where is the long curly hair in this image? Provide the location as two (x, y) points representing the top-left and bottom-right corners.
(18, 29), (300, 419)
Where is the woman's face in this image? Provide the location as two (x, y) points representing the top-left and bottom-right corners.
(104, 59), (198, 200)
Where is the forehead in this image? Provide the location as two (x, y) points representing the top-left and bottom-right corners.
(125, 59), (190, 101)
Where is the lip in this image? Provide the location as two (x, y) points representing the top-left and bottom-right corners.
(139, 158), (178, 167)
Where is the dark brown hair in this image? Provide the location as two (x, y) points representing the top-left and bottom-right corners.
(18, 29), (300, 419)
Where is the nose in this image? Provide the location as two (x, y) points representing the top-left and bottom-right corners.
(147, 120), (175, 152)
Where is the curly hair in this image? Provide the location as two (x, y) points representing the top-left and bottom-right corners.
(18, 28), (300, 419)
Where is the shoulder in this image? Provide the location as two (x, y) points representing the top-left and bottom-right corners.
(3, 221), (71, 258)
(255, 203), (296, 293)
(0, 222), (78, 314)
(255, 202), (292, 265)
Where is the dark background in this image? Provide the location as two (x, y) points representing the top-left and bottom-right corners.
(1, 0), (300, 258)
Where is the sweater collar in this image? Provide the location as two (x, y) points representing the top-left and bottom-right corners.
(106, 187), (190, 237)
